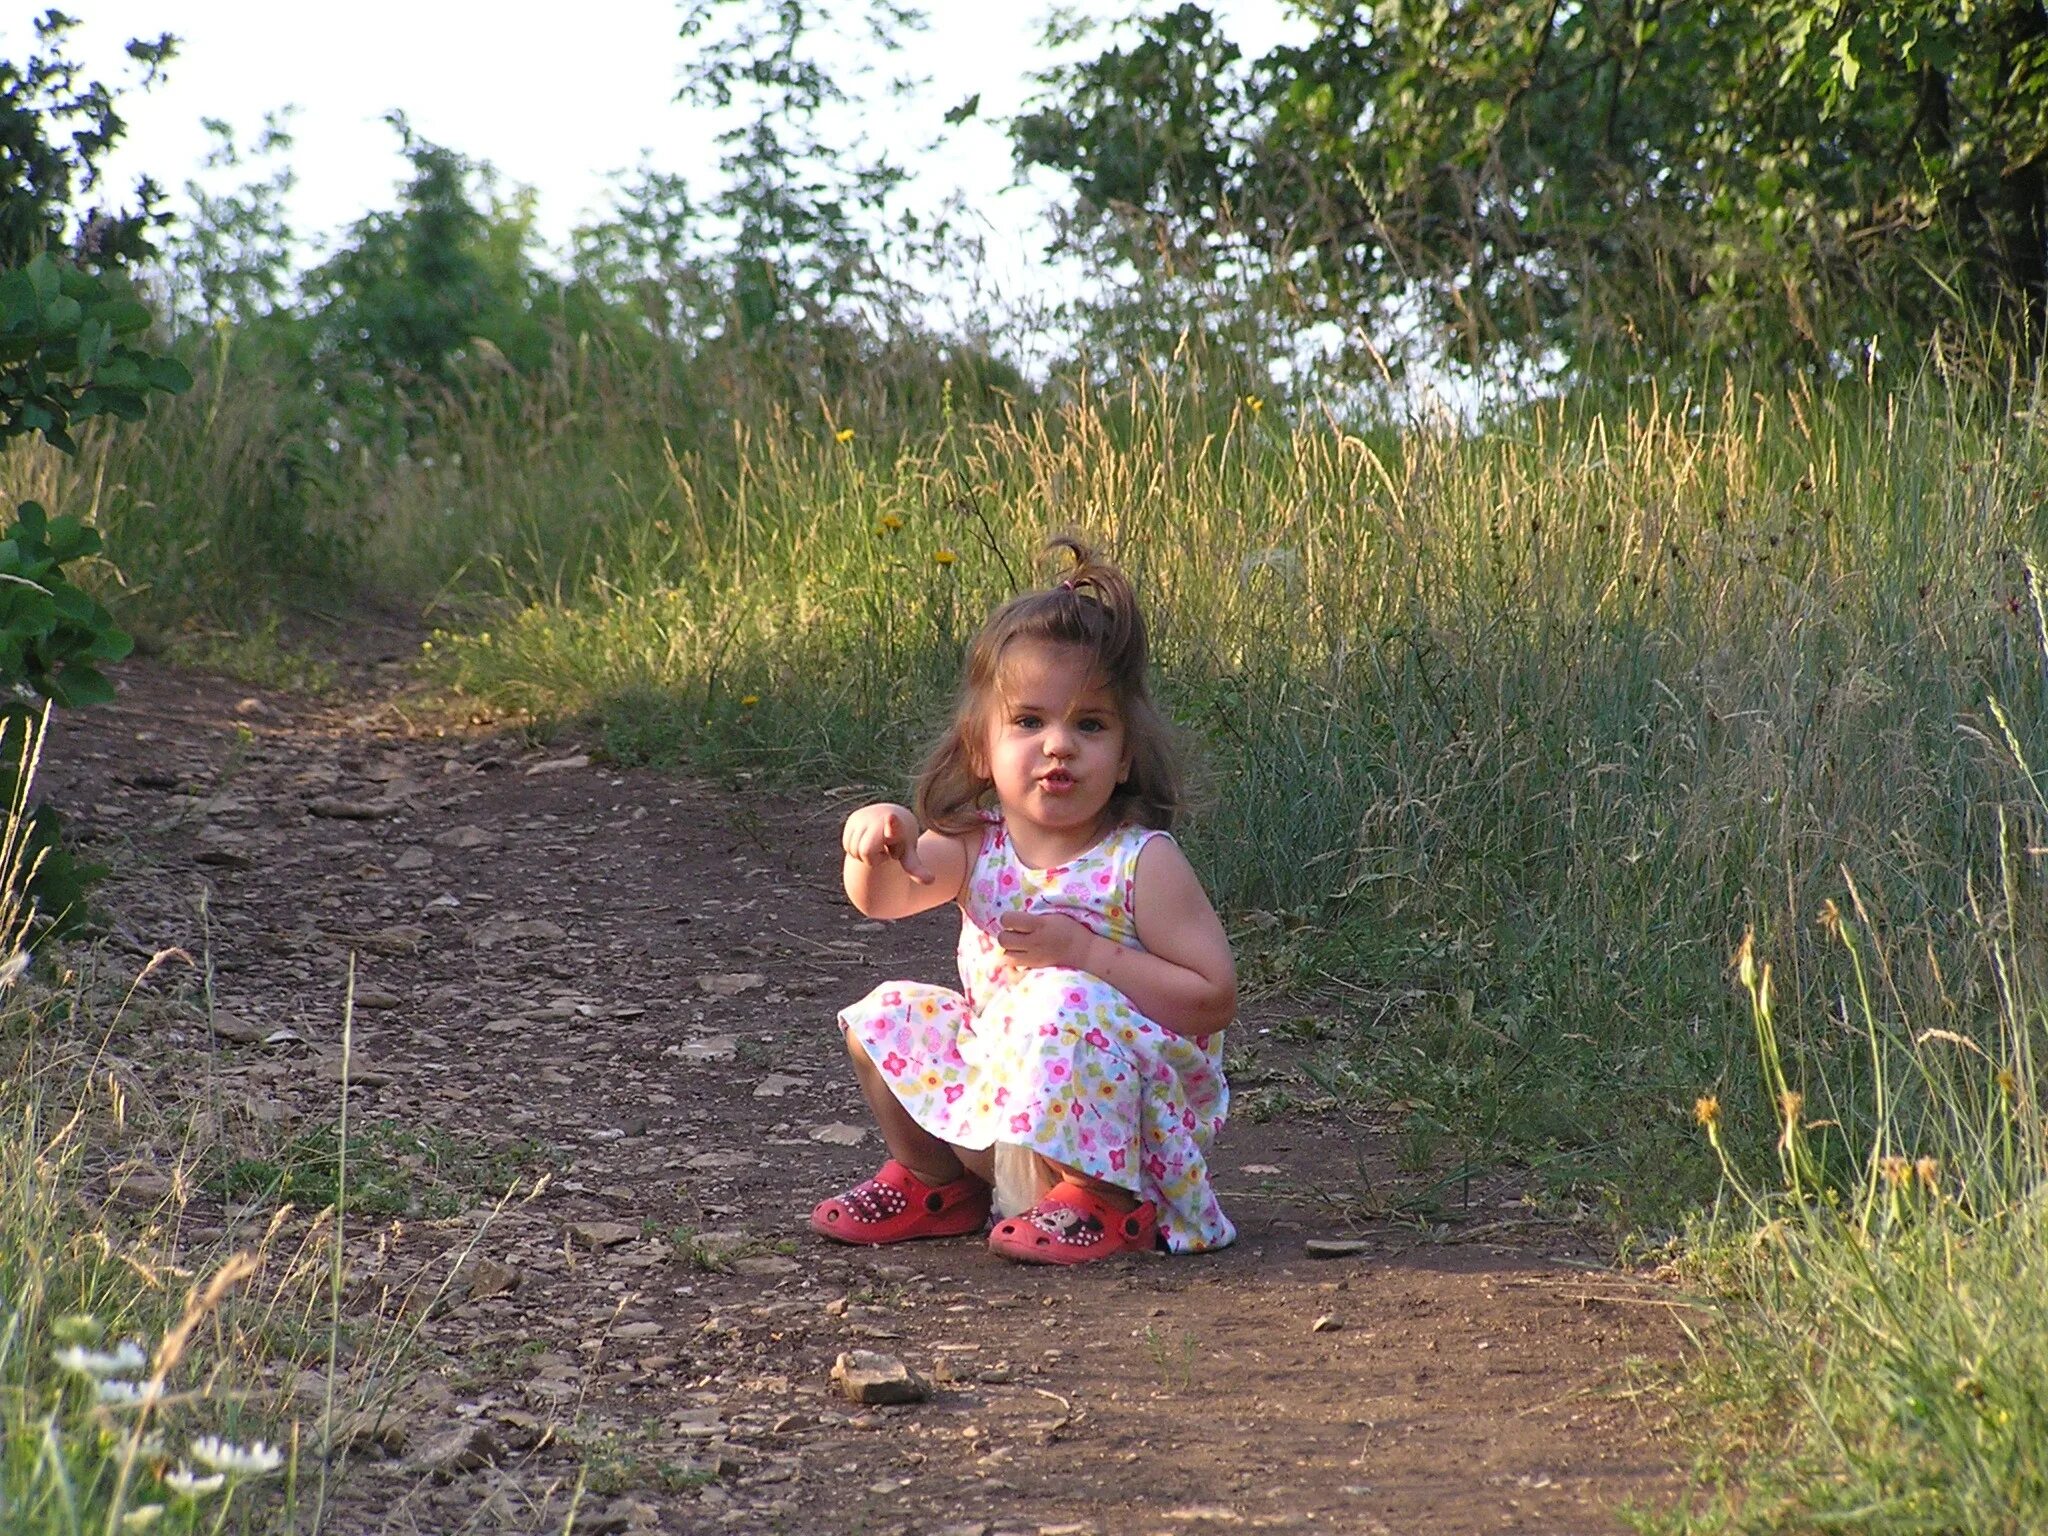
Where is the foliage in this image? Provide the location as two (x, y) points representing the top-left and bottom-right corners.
(676, 0), (968, 336)
(301, 113), (551, 389)
(0, 251), (191, 452)
(1014, 2), (2048, 373)
(166, 109), (300, 329)
(1658, 874), (2048, 1532)
(401, 355), (2048, 1209)
(0, 9), (175, 270)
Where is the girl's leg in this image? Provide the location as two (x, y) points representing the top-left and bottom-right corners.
(844, 1030), (988, 1186)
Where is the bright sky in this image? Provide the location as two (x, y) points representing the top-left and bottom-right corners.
(16, 2), (1308, 324)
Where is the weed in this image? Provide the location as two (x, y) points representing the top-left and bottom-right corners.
(1141, 1325), (1200, 1392)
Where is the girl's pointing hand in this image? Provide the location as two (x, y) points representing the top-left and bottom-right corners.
(843, 803), (934, 885)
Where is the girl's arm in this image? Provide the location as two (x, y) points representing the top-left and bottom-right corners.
(842, 802), (971, 918)
(997, 836), (1237, 1036)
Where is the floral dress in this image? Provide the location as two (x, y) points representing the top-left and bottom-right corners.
(840, 816), (1234, 1252)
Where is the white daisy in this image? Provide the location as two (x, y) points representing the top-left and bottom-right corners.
(53, 1340), (148, 1379)
(161, 1467), (225, 1498)
(188, 1435), (283, 1475)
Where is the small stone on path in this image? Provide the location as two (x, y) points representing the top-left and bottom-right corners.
(697, 971), (766, 996)
(568, 1221), (638, 1251)
(1306, 1237), (1375, 1258)
(431, 825), (499, 849)
(830, 1350), (931, 1405)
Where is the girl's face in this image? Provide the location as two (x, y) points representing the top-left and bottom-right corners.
(981, 639), (1130, 863)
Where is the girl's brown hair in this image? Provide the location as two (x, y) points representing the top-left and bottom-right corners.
(915, 536), (1183, 835)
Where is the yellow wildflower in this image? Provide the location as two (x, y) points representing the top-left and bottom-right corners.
(740, 694), (759, 709)
(1245, 394), (1264, 415)
(1878, 1154), (1912, 1187)
(877, 513), (903, 533)
(1692, 1094), (1721, 1129)
(835, 427), (855, 444)
(933, 549), (958, 567)
(1778, 1089), (1804, 1124)
(1915, 1156), (1940, 1192)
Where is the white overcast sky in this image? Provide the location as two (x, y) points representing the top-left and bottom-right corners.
(13, 2), (1308, 322)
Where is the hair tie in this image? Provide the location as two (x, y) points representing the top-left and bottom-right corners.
(1059, 577), (1078, 591)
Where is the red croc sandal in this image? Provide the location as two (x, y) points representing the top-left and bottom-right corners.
(809, 1160), (991, 1246)
(987, 1179), (1158, 1265)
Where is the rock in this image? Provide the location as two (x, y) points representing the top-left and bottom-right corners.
(318, 1057), (395, 1087)
(752, 1073), (806, 1098)
(408, 1422), (499, 1478)
(568, 1221), (638, 1251)
(1161, 1508), (1244, 1525)
(319, 1407), (408, 1456)
(1305, 1238), (1374, 1259)
(830, 1350), (931, 1405)
(104, 1160), (174, 1205)
(207, 1010), (269, 1044)
(606, 1498), (661, 1532)
(464, 1258), (523, 1300)
(195, 848), (254, 870)
(697, 972), (766, 997)
(328, 924), (431, 955)
(308, 796), (393, 820)
(675, 1036), (738, 1063)
(525, 754), (591, 776)
(613, 1321), (662, 1340)
(809, 1123), (868, 1146)
(431, 825), (500, 849)
(472, 914), (569, 949)
(1311, 1314), (1343, 1333)
(353, 987), (402, 1010)
(393, 847), (433, 870)
(732, 1255), (801, 1279)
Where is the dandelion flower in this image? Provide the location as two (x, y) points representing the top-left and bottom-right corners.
(932, 549), (958, 567)
(835, 427), (855, 444)
(739, 695), (760, 709)
(1878, 1154), (1912, 1188)
(1692, 1094), (1721, 1129)
(162, 1467), (226, 1498)
(189, 1435), (283, 1475)
(1915, 1156), (1940, 1191)
(1244, 394), (1264, 415)
(121, 1505), (165, 1529)
(54, 1340), (147, 1379)
(877, 513), (903, 533)
(1997, 1067), (2017, 1098)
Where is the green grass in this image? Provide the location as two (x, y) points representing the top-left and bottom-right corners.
(22, 314), (2048, 1519)
(207, 1118), (550, 1220)
(1645, 869), (2048, 1533)
(386, 355), (2048, 1209)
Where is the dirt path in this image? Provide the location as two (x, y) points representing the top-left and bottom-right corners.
(47, 654), (1686, 1536)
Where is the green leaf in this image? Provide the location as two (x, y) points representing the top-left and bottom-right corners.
(143, 355), (193, 393)
(45, 665), (114, 708)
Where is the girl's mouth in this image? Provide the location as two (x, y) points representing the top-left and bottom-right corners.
(1039, 770), (1075, 792)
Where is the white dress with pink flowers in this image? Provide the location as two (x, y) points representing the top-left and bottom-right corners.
(839, 816), (1234, 1252)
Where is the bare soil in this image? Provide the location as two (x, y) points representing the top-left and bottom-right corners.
(44, 649), (1690, 1536)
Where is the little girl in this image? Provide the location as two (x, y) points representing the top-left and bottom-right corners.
(810, 539), (1236, 1264)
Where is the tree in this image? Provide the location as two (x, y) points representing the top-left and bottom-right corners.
(1, 9), (175, 270)
(675, 0), (949, 335)
(1015, 1), (2048, 373)
(302, 115), (549, 389)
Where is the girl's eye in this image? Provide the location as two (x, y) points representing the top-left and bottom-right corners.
(1014, 714), (1041, 729)
(1078, 719), (1105, 732)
